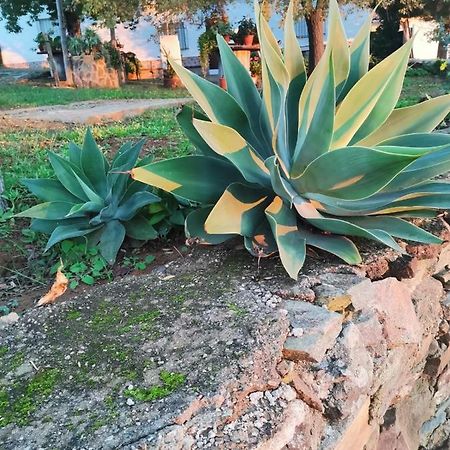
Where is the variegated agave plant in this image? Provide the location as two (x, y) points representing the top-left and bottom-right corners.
(131, 0), (450, 279)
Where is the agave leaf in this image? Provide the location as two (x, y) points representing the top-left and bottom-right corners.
(383, 143), (450, 191)
(81, 129), (108, 197)
(72, 172), (105, 205)
(168, 58), (260, 150)
(48, 151), (93, 201)
(176, 105), (222, 159)
(185, 207), (234, 244)
(16, 202), (79, 220)
(293, 147), (417, 200)
(124, 214), (159, 241)
(265, 196), (306, 279)
(342, 216), (441, 244)
(305, 182), (450, 216)
(217, 35), (264, 139)
(115, 191), (160, 221)
(332, 39), (413, 149)
(356, 94), (450, 147)
(99, 220), (126, 264)
(131, 156), (243, 204)
(338, 12), (372, 101)
(192, 119), (270, 186)
(302, 214), (404, 253)
(377, 133), (450, 148)
(66, 201), (103, 218)
(265, 156), (298, 204)
(22, 179), (79, 203)
(292, 53), (335, 176)
(244, 220), (278, 256)
(284, 1), (306, 84)
(256, 1), (289, 89)
(111, 140), (145, 170)
(205, 183), (270, 236)
(298, 229), (362, 264)
(30, 217), (90, 234)
(44, 224), (102, 252)
(327, 0), (350, 95)
(68, 142), (82, 167)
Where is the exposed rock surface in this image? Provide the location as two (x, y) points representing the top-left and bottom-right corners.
(2, 221), (450, 449)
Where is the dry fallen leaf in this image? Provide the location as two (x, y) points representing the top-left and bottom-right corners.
(37, 266), (68, 306)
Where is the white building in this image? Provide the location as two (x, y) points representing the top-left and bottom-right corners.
(0, 2), (442, 72)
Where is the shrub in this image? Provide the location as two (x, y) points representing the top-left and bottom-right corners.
(131, 0), (450, 279)
(17, 130), (163, 264)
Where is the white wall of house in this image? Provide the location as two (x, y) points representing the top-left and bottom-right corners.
(0, 17), (47, 68)
(409, 18), (440, 60)
(0, 2), (442, 69)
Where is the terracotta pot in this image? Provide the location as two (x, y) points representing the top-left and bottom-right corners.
(164, 74), (183, 89)
(219, 76), (227, 90)
(243, 34), (255, 46)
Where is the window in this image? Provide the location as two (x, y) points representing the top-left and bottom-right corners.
(159, 21), (189, 50)
(296, 20), (308, 38)
(176, 22), (189, 50)
(37, 18), (52, 34)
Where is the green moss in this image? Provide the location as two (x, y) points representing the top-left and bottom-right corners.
(0, 368), (60, 427)
(66, 310), (82, 320)
(91, 302), (122, 329)
(124, 370), (185, 402)
(227, 302), (247, 317)
(120, 310), (160, 333)
(0, 346), (8, 357)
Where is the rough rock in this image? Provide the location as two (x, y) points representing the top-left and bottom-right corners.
(282, 300), (343, 362)
(2, 234), (450, 449)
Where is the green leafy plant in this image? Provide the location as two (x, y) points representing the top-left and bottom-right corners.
(131, 0), (450, 280)
(17, 130), (161, 264)
(237, 17), (256, 35)
(122, 254), (155, 271)
(52, 240), (112, 288)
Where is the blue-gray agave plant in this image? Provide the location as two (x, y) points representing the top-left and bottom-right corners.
(18, 130), (160, 263)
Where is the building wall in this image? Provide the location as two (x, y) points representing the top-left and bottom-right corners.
(0, 3), (441, 70)
(0, 17), (47, 68)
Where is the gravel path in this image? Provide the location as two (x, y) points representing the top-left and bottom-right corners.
(0, 98), (192, 125)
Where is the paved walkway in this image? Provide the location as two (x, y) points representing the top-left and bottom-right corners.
(0, 98), (192, 125)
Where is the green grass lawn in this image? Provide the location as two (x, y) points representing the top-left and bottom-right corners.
(0, 80), (189, 109)
(397, 73), (450, 108)
(0, 108), (192, 212)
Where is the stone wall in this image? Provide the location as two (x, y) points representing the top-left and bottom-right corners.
(150, 223), (450, 449)
(2, 222), (450, 449)
(72, 55), (120, 88)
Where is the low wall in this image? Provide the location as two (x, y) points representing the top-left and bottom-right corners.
(152, 222), (450, 449)
(72, 55), (120, 88)
(2, 221), (450, 449)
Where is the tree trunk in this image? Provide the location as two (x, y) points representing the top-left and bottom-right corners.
(65, 11), (81, 37)
(110, 27), (117, 47)
(306, 8), (325, 73)
(55, 0), (74, 86)
(44, 34), (60, 87)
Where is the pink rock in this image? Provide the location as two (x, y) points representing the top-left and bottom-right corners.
(349, 278), (421, 348)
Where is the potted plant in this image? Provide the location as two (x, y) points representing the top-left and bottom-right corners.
(34, 32), (47, 52)
(163, 62), (182, 89)
(249, 52), (262, 86)
(237, 17), (257, 46)
(216, 21), (234, 43)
